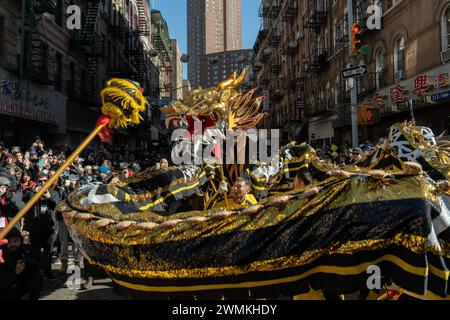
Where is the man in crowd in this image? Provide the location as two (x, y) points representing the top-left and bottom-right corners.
(214, 178), (258, 209)
(160, 158), (169, 170)
(0, 177), (23, 229)
(0, 228), (43, 300)
(119, 163), (131, 179)
(23, 173), (60, 281)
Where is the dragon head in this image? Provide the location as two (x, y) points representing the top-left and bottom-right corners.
(161, 69), (267, 138)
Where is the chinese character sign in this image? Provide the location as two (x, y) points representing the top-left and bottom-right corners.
(390, 85), (408, 104)
(373, 92), (385, 109)
(435, 73), (450, 89)
(412, 74), (433, 96)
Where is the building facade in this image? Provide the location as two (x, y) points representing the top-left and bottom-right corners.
(151, 9), (173, 101)
(182, 79), (192, 97)
(0, 0), (161, 149)
(199, 49), (252, 88)
(187, 0), (243, 88)
(171, 39), (184, 101)
(254, 0), (450, 146)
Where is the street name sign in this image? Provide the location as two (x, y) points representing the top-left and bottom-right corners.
(341, 65), (368, 79)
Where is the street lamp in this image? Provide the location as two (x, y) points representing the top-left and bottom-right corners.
(180, 54), (189, 63)
(237, 54), (247, 64)
(149, 49), (158, 57)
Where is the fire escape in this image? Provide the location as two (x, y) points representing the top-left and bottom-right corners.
(283, 0), (298, 23)
(70, 1), (103, 104)
(152, 14), (172, 96)
(268, 0), (282, 19)
(303, 0), (329, 75)
(22, 0), (58, 85)
(133, 0), (151, 93)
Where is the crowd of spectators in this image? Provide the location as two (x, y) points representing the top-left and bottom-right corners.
(0, 136), (170, 300)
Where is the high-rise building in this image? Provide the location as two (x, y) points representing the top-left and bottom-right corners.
(187, 0), (242, 88)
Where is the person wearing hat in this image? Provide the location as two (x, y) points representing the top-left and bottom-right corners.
(0, 177), (23, 230)
(0, 227), (43, 300)
(22, 173), (60, 281)
(349, 147), (363, 164)
(98, 165), (110, 182)
(3, 153), (14, 166)
(119, 162), (131, 179)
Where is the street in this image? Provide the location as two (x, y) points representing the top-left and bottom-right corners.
(39, 260), (125, 300)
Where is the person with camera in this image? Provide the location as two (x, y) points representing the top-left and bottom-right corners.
(0, 228), (43, 300)
(22, 173), (60, 281)
(0, 177), (23, 231)
(31, 137), (45, 157)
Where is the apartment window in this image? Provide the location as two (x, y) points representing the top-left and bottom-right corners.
(0, 16), (4, 60)
(68, 62), (75, 97)
(41, 43), (48, 73)
(325, 81), (331, 108)
(375, 50), (384, 90)
(441, 6), (450, 51)
(335, 75), (340, 106)
(55, 53), (63, 91)
(56, 0), (64, 27)
(394, 37), (405, 79)
(333, 19), (338, 53)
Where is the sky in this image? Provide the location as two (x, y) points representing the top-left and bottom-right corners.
(152, 0), (261, 79)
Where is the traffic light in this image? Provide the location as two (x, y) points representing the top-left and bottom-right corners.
(351, 23), (362, 55)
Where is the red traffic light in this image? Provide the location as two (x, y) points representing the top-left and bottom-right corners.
(353, 23), (361, 34)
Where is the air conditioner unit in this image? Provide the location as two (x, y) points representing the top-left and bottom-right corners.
(394, 70), (404, 81)
(441, 50), (450, 63)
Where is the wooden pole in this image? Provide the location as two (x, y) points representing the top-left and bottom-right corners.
(0, 124), (106, 240)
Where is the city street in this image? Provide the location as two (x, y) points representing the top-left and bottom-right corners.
(40, 277), (124, 300)
(0, 0), (449, 304)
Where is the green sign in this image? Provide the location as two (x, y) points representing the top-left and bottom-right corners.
(360, 45), (370, 55)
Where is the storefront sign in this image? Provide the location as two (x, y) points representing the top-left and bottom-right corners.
(0, 99), (56, 122)
(431, 89), (450, 102)
(374, 64), (450, 115)
(0, 67), (66, 132)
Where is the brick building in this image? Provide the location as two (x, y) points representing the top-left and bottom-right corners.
(254, 0), (450, 145)
(0, 0), (162, 149)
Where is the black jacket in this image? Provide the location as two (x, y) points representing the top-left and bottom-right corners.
(0, 190), (23, 220)
(0, 243), (41, 292)
(23, 188), (60, 242)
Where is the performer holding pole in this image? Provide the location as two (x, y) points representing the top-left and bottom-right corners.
(0, 78), (148, 240)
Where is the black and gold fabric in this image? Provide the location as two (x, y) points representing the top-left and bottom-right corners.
(60, 174), (450, 299)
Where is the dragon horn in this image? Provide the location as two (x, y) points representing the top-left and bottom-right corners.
(215, 69), (246, 91)
(231, 68), (246, 87)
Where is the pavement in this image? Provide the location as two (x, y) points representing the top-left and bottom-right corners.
(38, 248), (126, 300)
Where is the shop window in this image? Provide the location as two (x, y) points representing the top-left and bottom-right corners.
(55, 53), (63, 91)
(0, 16), (4, 60)
(441, 6), (450, 53)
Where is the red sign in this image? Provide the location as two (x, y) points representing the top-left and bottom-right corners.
(373, 92), (385, 109)
(412, 74), (433, 96)
(390, 85), (408, 104)
(435, 72), (450, 89)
